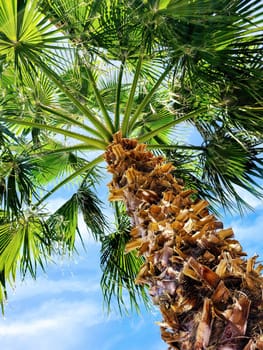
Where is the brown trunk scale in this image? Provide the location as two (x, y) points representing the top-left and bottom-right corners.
(105, 132), (263, 350)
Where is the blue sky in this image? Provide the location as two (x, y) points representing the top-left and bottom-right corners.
(0, 177), (167, 350)
(0, 243), (164, 350)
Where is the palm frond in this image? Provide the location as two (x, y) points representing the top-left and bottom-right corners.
(47, 193), (79, 253)
(44, 172), (108, 252)
(76, 180), (108, 241)
(31, 144), (89, 185)
(200, 131), (263, 213)
(0, 210), (54, 312)
(100, 202), (151, 314)
(0, 0), (65, 66)
(0, 146), (40, 216)
(0, 122), (18, 146)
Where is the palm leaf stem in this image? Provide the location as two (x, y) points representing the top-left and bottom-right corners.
(34, 155), (103, 207)
(128, 64), (172, 133)
(114, 201), (121, 227)
(138, 108), (207, 143)
(32, 144), (98, 157)
(25, 51), (112, 141)
(114, 59), (125, 130)
(86, 67), (115, 133)
(39, 103), (102, 138)
(147, 144), (204, 151)
(121, 55), (143, 136)
(0, 117), (107, 149)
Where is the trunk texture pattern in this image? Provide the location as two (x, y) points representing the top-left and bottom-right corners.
(105, 133), (263, 350)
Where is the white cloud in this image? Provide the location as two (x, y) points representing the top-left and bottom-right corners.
(4, 298), (107, 333)
(0, 318), (57, 336)
(7, 275), (100, 303)
(0, 298), (116, 350)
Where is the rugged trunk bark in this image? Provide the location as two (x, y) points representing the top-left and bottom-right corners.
(105, 133), (263, 350)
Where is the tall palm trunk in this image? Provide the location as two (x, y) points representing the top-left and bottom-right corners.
(105, 132), (263, 350)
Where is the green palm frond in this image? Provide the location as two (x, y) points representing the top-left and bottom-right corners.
(48, 180), (107, 245)
(220, 78), (263, 135)
(100, 202), (150, 314)
(0, 0), (65, 65)
(0, 1), (113, 141)
(164, 144), (226, 215)
(162, 132), (263, 214)
(31, 145), (88, 185)
(0, 209), (54, 311)
(0, 146), (40, 216)
(0, 122), (18, 145)
(47, 193), (79, 253)
(38, 0), (103, 40)
(76, 180), (108, 241)
(46, 174), (107, 251)
(200, 132), (263, 213)
(0, 269), (6, 314)
(38, 0), (141, 60)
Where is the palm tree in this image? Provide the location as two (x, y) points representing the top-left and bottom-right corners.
(0, 0), (262, 348)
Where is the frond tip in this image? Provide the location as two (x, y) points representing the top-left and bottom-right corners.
(76, 183), (108, 241)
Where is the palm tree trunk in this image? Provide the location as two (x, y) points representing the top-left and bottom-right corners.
(105, 132), (263, 350)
